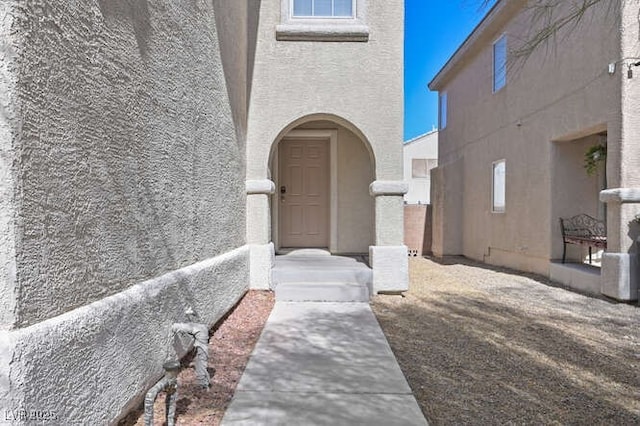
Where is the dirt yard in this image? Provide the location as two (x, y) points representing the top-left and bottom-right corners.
(371, 256), (640, 425)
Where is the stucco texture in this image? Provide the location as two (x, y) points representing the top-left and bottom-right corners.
(6, 0), (245, 327)
(245, 0), (404, 181)
(0, 2), (19, 329)
(4, 248), (249, 425)
(0, 0), (251, 423)
(244, 0), (406, 278)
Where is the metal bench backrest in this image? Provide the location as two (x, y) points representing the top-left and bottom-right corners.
(560, 214), (605, 239)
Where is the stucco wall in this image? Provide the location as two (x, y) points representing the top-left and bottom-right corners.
(0, 2), (19, 330)
(246, 0), (404, 181)
(431, 2), (621, 274)
(615, 1), (640, 255)
(7, 0), (245, 327)
(1, 0), (249, 423)
(212, 0), (249, 149)
(3, 248), (248, 425)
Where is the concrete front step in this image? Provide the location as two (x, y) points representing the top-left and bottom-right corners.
(272, 251), (373, 302)
(275, 281), (370, 302)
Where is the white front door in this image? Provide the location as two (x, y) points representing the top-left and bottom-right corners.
(278, 138), (330, 248)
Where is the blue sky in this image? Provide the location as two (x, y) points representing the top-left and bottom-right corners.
(404, 0), (495, 141)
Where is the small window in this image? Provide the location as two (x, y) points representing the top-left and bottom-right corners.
(292, 0), (354, 17)
(439, 92), (447, 130)
(412, 159), (437, 178)
(493, 35), (507, 92)
(492, 160), (506, 212)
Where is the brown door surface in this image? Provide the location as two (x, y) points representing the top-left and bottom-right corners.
(279, 138), (329, 248)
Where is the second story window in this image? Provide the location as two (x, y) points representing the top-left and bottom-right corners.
(439, 92), (448, 130)
(493, 35), (507, 92)
(278, 0), (368, 42)
(293, 0), (354, 18)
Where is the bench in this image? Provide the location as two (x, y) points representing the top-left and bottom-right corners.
(560, 214), (607, 264)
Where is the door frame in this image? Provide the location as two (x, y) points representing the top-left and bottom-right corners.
(273, 129), (338, 253)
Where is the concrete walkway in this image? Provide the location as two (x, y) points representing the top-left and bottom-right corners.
(221, 301), (428, 425)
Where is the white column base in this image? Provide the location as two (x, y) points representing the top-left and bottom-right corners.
(249, 243), (275, 290)
(601, 252), (638, 301)
(369, 245), (409, 293)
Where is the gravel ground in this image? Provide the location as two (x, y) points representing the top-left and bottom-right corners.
(371, 256), (640, 425)
(120, 290), (274, 426)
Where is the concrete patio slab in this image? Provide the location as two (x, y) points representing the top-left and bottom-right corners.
(222, 302), (427, 425)
(549, 261), (601, 295)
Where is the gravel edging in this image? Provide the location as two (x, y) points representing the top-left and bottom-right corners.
(119, 290), (274, 426)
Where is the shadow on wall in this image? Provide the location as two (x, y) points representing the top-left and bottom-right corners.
(247, 0), (261, 108)
(372, 265), (640, 424)
(98, 0), (151, 58)
(212, 0), (263, 148)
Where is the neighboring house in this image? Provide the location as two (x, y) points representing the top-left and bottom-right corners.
(403, 130), (438, 205)
(428, 0), (640, 301)
(0, 0), (406, 423)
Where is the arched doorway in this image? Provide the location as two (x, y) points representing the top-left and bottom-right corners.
(269, 117), (375, 254)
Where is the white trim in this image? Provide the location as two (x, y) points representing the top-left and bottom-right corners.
(274, 129), (338, 253)
(492, 159), (506, 213)
(278, 0), (368, 42)
(273, 147), (280, 250)
(246, 179), (276, 195)
(330, 133), (338, 253)
(369, 180), (408, 196)
(600, 188), (640, 203)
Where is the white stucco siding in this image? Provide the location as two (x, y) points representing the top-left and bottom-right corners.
(432, 2), (621, 274)
(212, 0), (249, 149)
(0, 2), (19, 330)
(246, 0), (404, 181)
(1, 1), (250, 422)
(3, 247), (248, 425)
(8, 0), (245, 327)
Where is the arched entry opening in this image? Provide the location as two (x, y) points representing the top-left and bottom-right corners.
(269, 115), (375, 255)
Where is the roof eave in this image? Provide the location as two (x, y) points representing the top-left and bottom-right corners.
(428, 0), (525, 91)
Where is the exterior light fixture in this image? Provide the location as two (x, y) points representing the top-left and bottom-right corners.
(627, 61), (640, 79)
